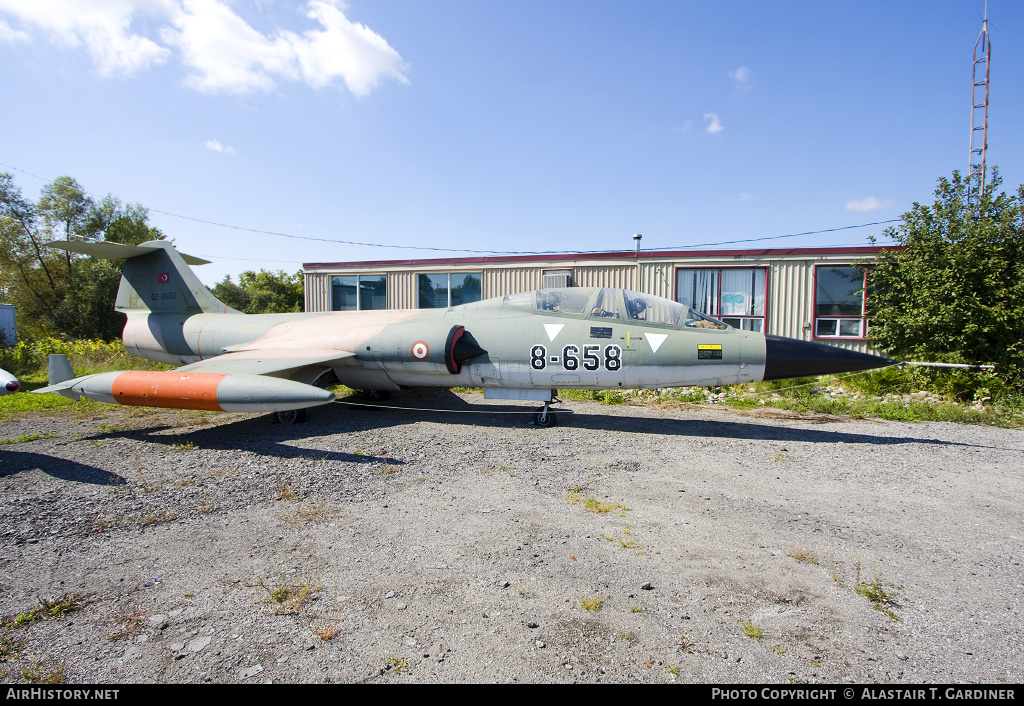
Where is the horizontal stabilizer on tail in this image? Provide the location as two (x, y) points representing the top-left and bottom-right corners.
(43, 240), (211, 265)
(44, 239), (238, 316)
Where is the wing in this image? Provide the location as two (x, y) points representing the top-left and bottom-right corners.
(174, 348), (356, 376)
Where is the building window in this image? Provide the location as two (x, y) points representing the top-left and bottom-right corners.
(814, 265), (868, 338)
(331, 275), (387, 311)
(417, 273), (482, 308)
(676, 268), (766, 332)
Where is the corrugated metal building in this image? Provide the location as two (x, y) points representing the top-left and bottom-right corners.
(304, 246), (892, 355)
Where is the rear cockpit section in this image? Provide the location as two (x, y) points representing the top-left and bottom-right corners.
(502, 287), (731, 330)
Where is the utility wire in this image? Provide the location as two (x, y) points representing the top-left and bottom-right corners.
(2, 159), (899, 257)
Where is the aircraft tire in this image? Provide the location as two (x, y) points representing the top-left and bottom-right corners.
(274, 409), (307, 425)
(533, 410), (557, 427)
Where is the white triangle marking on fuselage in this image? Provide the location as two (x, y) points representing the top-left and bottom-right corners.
(544, 324), (564, 342)
(647, 333), (668, 353)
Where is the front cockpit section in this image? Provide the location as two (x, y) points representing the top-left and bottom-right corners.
(502, 287), (729, 330)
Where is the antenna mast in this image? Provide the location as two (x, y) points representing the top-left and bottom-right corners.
(968, 7), (991, 200)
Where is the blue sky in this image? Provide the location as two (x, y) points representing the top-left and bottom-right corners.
(1, 0), (1020, 286)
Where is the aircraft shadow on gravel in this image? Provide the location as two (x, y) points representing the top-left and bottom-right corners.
(314, 391), (1003, 451)
(82, 417), (405, 466)
(76, 388), (1003, 453)
(0, 448), (126, 485)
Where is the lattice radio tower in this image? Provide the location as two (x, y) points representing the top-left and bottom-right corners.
(968, 8), (991, 201)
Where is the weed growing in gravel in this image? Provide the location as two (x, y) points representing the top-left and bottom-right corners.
(677, 633), (694, 653)
(277, 477), (300, 501)
(311, 615), (342, 641)
(258, 575), (320, 615)
(277, 496), (337, 528)
(579, 595), (603, 612)
(0, 432), (56, 445)
(628, 602), (644, 614)
(788, 547), (819, 564)
(132, 509), (178, 526)
(0, 634), (24, 658)
(380, 656), (409, 674)
(20, 659), (66, 684)
(171, 441), (197, 452)
(106, 611), (143, 642)
(742, 621), (764, 640)
(856, 571), (901, 622)
(565, 489), (630, 516)
(602, 531), (643, 553)
(6, 595), (83, 627)
(135, 466), (164, 494)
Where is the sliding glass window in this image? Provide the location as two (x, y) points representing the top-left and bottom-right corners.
(331, 275), (387, 311)
(417, 273), (482, 308)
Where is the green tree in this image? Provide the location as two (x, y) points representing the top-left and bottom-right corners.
(211, 270), (304, 314)
(866, 169), (1024, 388)
(0, 172), (165, 340)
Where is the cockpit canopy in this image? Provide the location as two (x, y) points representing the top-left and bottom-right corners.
(502, 287), (727, 330)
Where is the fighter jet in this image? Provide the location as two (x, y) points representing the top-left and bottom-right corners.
(34, 240), (892, 426)
(0, 368), (19, 395)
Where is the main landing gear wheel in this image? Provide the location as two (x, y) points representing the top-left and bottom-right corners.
(533, 406), (558, 427)
(274, 409), (307, 425)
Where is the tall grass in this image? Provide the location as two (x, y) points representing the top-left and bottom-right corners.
(0, 337), (171, 384)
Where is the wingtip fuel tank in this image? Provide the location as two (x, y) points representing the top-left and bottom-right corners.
(1, 368), (19, 395)
(39, 370), (334, 413)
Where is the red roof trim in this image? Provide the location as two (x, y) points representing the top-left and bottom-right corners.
(304, 245), (897, 270)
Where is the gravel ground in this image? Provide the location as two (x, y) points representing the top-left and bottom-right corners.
(0, 390), (1022, 684)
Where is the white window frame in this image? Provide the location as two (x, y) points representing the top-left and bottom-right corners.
(813, 265), (869, 340)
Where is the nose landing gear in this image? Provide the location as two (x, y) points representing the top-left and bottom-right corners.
(533, 402), (557, 427)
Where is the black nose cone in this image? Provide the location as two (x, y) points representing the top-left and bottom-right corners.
(763, 335), (893, 381)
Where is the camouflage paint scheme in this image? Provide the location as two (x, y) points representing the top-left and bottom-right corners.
(34, 240), (890, 420)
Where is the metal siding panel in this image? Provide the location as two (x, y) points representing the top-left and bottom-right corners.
(483, 267), (542, 298)
(638, 262), (673, 297)
(572, 265), (636, 290)
(390, 271), (415, 309)
(304, 273), (331, 313)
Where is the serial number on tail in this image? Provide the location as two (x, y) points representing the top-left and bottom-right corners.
(530, 345), (622, 371)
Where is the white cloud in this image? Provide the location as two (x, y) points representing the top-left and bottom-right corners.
(0, 0), (407, 95)
(0, 18), (29, 42)
(704, 112), (724, 134)
(845, 196), (895, 211)
(158, 0), (409, 95)
(729, 66), (753, 91)
(738, 193), (753, 202)
(0, 0), (172, 75)
(204, 139), (236, 155)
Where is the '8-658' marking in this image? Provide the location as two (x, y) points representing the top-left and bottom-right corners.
(530, 344), (622, 371)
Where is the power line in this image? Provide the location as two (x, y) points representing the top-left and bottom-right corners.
(2, 160), (900, 257)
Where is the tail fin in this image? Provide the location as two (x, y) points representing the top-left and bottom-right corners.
(48, 354), (76, 385)
(44, 240), (239, 315)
